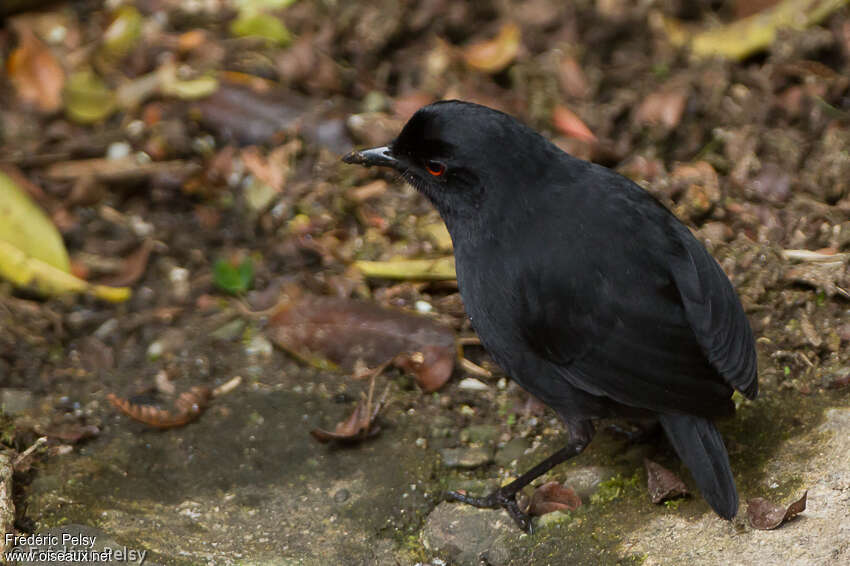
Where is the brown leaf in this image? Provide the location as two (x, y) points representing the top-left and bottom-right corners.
(826, 374), (850, 389)
(527, 481), (582, 516)
(108, 386), (212, 429)
(552, 105), (597, 143)
(747, 491), (807, 530)
(98, 239), (154, 287)
(634, 87), (688, 129)
(195, 83), (306, 145)
(310, 398), (381, 444)
(558, 55), (590, 99)
(463, 23), (521, 74)
(241, 140), (300, 192)
(394, 345), (455, 392)
(267, 295), (456, 391)
(644, 458), (689, 504)
(7, 27), (65, 112)
(40, 423), (100, 444)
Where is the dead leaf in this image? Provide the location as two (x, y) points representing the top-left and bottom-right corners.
(196, 83), (305, 145)
(657, 0), (847, 60)
(241, 140), (300, 192)
(527, 481), (582, 516)
(98, 239), (154, 287)
(39, 423), (100, 444)
(108, 386), (212, 429)
(267, 295), (456, 391)
(558, 55), (590, 99)
(394, 346), (455, 392)
(784, 261), (849, 298)
(552, 105), (597, 142)
(747, 491), (807, 530)
(7, 27), (65, 112)
(463, 23), (521, 74)
(634, 87), (688, 129)
(347, 180), (388, 203)
(644, 458), (689, 504)
(826, 374), (850, 389)
(310, 397), (382, 444)
(354, 256), (456, 281)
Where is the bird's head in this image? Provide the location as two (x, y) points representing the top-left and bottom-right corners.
(343, 100), (556, 223)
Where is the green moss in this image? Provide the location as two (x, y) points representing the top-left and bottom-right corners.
(590, 471), (642, 505)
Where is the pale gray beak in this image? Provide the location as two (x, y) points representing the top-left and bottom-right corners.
(341, 146), (400, 169)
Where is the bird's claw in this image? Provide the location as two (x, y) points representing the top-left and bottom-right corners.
(446, 489), (533, 533)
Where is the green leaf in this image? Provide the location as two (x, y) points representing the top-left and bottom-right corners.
(64, 69), (116, 124)
(0, 172), (130, 301)
(230, 13), (292, 46)
(214, 257), (254, 294)
(101, 5), (142, 60)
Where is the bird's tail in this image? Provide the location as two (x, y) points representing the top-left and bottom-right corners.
(658, 413), (738, 519)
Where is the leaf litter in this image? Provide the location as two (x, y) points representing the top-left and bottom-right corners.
(747, 491), (808, 530)
(644, 458), (690, 504)
(267, 294), (457, 392)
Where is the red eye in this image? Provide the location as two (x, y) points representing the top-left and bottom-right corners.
(426, 160), (446, 176)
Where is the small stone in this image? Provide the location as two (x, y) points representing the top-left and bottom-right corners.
(333, 489), (350, 503)
(93, 318), (119, 341)
(0, 388), (34, 415)
(439, 446), (492, 469)
(168, 267), (191, 302)
(422, 502), (513, 566)
(106, 141), (132, 160)
(146, 328), (186, 360)
(245, 334), (272, 360)
(415, 300), (433, 313)
(561, 466), (619, 501)
(210, 319), (246, 342)
(460, 424), (499, 445)
(535, 509), (572, 529)
(458, 377), (489, 391)
(494, 437), (531, 468)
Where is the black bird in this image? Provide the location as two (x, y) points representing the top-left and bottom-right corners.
(342, 100), (757, 531)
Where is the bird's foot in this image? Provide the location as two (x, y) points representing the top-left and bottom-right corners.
(446, 488), (532, 533)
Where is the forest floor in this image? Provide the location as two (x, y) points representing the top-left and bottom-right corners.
(1, 1), (849, 564)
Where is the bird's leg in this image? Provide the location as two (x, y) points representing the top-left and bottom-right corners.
(446, 420), (594, 533)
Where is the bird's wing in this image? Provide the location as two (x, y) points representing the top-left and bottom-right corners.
(514, 180), (746, 417)
(667, 222), (758, 398)
(518, 245), (736, 418)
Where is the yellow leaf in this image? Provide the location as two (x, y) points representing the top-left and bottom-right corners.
(64, 69), (117, 124)
(354, 257), (456, 281)
(659, 0), (849, 61)
(0, 172), (130, 302)
(0, 172), (69, 271)
(463, 23), (521, 74)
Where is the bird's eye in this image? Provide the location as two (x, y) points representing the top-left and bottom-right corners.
(425, 160), (446, 177)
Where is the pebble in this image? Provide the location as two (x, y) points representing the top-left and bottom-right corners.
(106, 141), (132, 160)
(245, 334), (273, 360)
(439, 447), (492, 469)
(458, 377), (489, 391)
(494, 437), (531, 468)
(459, 424), (499, 445)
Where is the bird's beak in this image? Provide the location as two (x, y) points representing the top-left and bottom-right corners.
(341, 146), (400, 169)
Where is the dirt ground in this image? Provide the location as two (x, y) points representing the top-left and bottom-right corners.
(1, 1), (849, 565)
